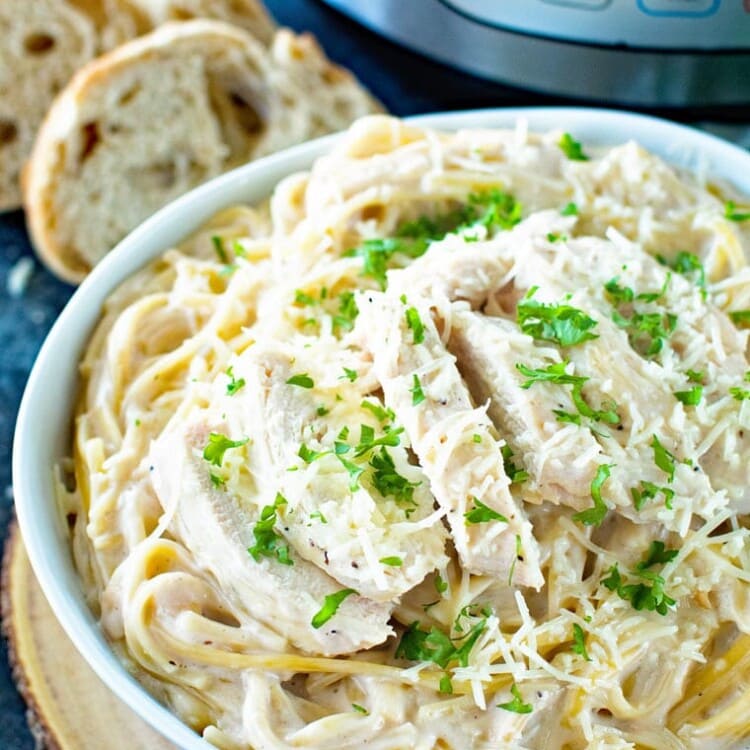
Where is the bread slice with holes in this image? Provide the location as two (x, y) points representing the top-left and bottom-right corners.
(0, 0), (148, 212)
(0, 0), (275, 213)
(24, 20), (382, 283)
(129, 0), (275, 43)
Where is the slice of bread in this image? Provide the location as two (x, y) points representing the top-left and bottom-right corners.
(129, 0), (275, 44)
(24, 20), (382, 283)
(0, 0), (274, 213)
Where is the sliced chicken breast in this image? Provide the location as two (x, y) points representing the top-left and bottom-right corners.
(225, 343), (448, 603)
(449, 309), (603, 510)
(386, 218), (745, 526)
(357, 290), (543, 589)
(149, 420), (393, 656)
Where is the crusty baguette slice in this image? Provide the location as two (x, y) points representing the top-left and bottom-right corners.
(24, 20), (382, 284)
(0, 0), (96, 213)
(0, 0), (148, 213)
(129, 0), (275, 44)
(0, 0), (274, 213)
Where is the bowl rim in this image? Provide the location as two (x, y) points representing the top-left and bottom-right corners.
(13, 106), (750, 750)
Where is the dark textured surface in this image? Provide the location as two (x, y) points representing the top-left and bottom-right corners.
(0, 1), (745, 748)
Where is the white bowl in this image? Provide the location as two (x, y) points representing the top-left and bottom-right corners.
(14, 107), (750, 749)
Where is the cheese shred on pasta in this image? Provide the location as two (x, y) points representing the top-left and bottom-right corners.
(62, 116), (750, 749)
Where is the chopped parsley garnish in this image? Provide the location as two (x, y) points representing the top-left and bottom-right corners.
(686, 369), (705, 384)
(298, 443), (329, 464)
(472, 433), (482, 443)
(311, 588), (357, 628)
(209, 471), (224, 488)
(361, 399), (394, 423)
(397, 206), (474, 241)
(334, 440), (350, 455)
(410, 374), (426, 406)
(631, 481), (674, 511)
(730, 310), (750, 327)
(604, 278), (635, 306)
(405, 306), (425, 344)
(468, 189), (523, 232)
(732, 371), (750, 400)
(354, 424), (403, 457)
(379, 556), (403, 566)
(348, 237), (426, 289)
(286, 373), (314, 389)
(225, 365), (245, 396)
(561, 201), (579, 216)
(517, 360), (582, 387)
(347, 190), (521, 288)
(434, 573), (448, 594)
(453, 604), (492, 633)
(601, 543), (678, 616)
(725, 200), (750, 222)
(248, 493), (293, 566)
(310, 510), (327, 523)
(636, 275), (672, 304)
(571, 623), (590, 661)
(501, 445), (529, 484)
(396, 618), (486, 670)
(351, 703), (368, 715)
(202, 433), (249, 466)
(546, 232), (567, 243)
(497, 683), (533, 714)
(517, 361), (619, 426)
(601, 564), (675, 614)
(293, 288), (358, 335)
(558, 132), (589, 161)
(369, 447), (419, 513)
(332, 291), (359, 333)
(517, 287), (598, 347)
(674, 385), (702, 406)
(612, 310), (677, 358)
(650, 434), (677, 482)
(341, 367), (358, 382)
(637, 540), (679, 570)
(658, 251), (707, 300)
(337, 455), (365, 490)
(554, 410), (582, 425)
(464, 497), (509, 525)
(572, 464), (614, 527)
(605, 276), (670, 305)
(605, 277), (677, 357)
(211, 235), (228, 263)
(294, 289), (317, 306)
(316, 405), (330, 417)
(439, 674), (453, 694)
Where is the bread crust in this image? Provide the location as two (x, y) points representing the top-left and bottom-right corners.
(24, 20), (382, 284)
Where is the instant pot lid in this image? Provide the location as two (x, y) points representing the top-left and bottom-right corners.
(321, 0), (750, 107)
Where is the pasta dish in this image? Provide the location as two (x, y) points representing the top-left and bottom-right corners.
(62, 116), (750, 749)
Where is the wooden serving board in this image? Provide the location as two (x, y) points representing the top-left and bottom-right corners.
(1, 520), (178, 750)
